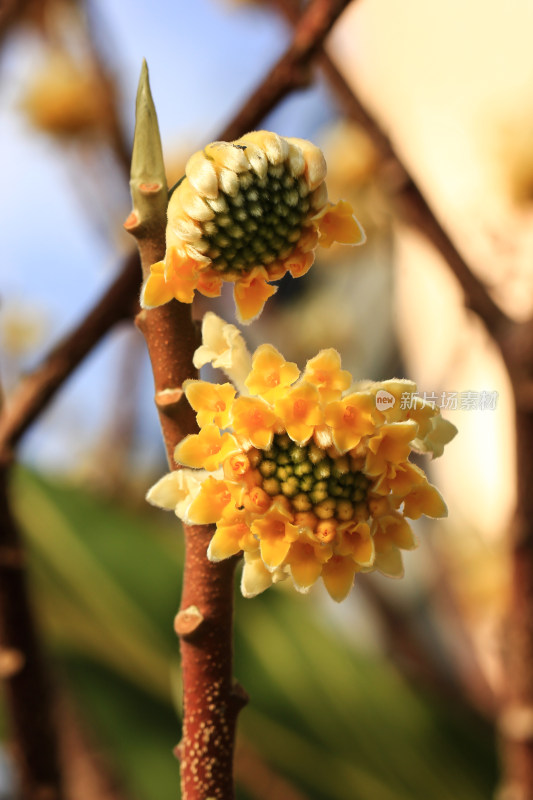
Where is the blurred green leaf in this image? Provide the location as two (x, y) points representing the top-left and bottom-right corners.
(4, 468), (496, 800)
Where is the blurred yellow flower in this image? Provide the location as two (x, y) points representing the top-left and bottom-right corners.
(21, 51), (110, 137)
(140, 131), (365, 322)
(147, 315), (456, 602)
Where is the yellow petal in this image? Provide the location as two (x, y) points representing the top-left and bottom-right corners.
(325, 392), (376, 454)
(321, 556), (357, 602)
(374, 544), (404, 578)
(187, 477), (232, 524)
(316, 200), (366, 248)
(365, 421), (419, 476)
(174, 424), (239, 471)
(164, 248), (201, 303)
(184, 380), (236, 429)
(231, 396), (278, 449)
(284, 249), (314, 279)
(197, 271), (223, 298)
(287, 541), (326, 589)
(245, 343), (300, 401)
(337, 525), (375, 567)
(274, 382), (323, 444)
(258, 533), (290, 568)
(377, 515), (417, 550)
(252, 508), (299, 568)
(234, 268), (277, 323)
(207, 522), (249, 561)
(140, 266), (175, 308)
(304, 348), (352, 402)
(402, 483), (448, 520)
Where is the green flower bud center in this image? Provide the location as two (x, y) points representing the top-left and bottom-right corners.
(256, 433), (370, 521)
(201, 163), (312, 273)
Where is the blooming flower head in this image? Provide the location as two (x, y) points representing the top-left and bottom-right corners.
(140, 131), (365, 323)
(147, 315), (457, 602)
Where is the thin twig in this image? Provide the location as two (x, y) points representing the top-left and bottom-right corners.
(0, 0), (31, 47)
(0, 251), (140, 462)
(0, 467), (65, 800)
(220, 0), (353, 142)
(268, 0), (510, 338)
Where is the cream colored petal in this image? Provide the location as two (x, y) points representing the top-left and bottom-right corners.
(314, 426), (333, 449)
(177, 181), (215, 222)
(206, 194), (229, 213)
(146, 468), (204, 520)
(240, 141), (268, 178)
(241, 553), (275, 598)
(309, 182), (328, 210)
(271, 565), (290, 584)
(169, 214), (203, 244)
(185, 151), (219, 199)
(193, 312), (252, 394)
(244, 131), (288, 165)
(286, 142), (305, 177)
(184, 244), (211, 263)
(193, 313), (227, 366)
(206, 141), (250, 172)
(413, 416), (458, 458)
(286, 137), (327, 190)
(218, 168), (240, 197)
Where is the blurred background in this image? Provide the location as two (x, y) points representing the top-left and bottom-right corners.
(2, 0), (531, 796)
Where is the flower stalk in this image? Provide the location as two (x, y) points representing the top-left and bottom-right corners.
(126, 62), (246, 799)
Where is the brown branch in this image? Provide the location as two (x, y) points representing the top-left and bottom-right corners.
(268, 0), (510, 338)
(219, 0), (354, 142)
(0, 0), (31, 47)
(176, 529), (246, 800)
(83, 0), (133, 177)
(128, 6), (358, 796)
(127, 58), (249, 799)
(0, 467), (65, 800)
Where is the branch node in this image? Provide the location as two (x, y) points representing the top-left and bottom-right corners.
(230, 680), (249, 711)
(174, 605), (205, 638)
(123, 211), (141, 232)
(139, 182), (163, 195)
(155, 388), (184, 411)
(0, 647), (26, 679)
(173, 741), (183, 762)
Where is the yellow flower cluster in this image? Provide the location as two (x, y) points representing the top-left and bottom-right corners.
(147, 315), (457, 601)
(140, 131), (365, 323)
